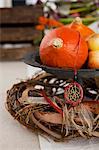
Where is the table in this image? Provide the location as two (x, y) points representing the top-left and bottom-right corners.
(0, 62), (99, 150)
(27, 65), (99, 150)
(0, 62), (40, 150)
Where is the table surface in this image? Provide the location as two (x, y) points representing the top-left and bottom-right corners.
(0, 62), (99, 150)
(0, 62), (40, 150)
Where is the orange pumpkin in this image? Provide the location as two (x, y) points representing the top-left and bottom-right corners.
(40, 26), (88, 69)
(69, 17), (94, 40)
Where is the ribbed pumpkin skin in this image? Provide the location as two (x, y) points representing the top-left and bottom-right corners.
(69, 21), (94, 40)
(40, 26), (88, 69)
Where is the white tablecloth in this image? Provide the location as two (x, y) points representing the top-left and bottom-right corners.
(27, 65), (99, 150)
(0, 62), (99, 150)
(39, 135), (99, 150)
(0, 62), (40, 150)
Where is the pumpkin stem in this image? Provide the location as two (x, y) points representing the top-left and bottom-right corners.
(73, 17), (82, 25)
(52, 38), (63, 49)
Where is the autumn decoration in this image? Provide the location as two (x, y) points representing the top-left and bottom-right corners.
(39, 25), (88, 69)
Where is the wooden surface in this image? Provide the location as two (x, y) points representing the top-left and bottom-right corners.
(0, 5), (43, 61)
(0, 5), (43, 24)
(0, 27), (42, 43)
(0, 46), (38, 61)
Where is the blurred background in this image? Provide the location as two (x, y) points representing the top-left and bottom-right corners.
(0, 0), (99, 61)
(0, 1), (99, 150)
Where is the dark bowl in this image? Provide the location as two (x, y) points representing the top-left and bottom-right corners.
(23, 50), (99, 79)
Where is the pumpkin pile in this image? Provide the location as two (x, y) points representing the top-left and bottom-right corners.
(40, 17), (99, 69)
